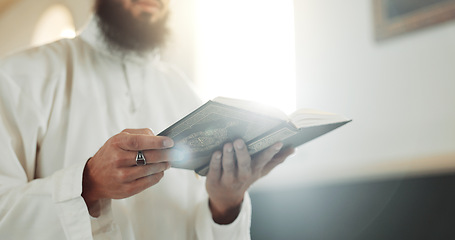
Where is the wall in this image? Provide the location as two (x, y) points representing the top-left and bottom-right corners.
(0, 0), (92, 56)
(161, 0), (196, 82)
(252, 0), (455, 191)
(0, 0), (195, 79)
(250, 2), (455, 237)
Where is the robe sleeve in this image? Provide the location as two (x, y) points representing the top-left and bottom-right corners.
(0, 70), (119, 239)
(195, 193), (252, 240)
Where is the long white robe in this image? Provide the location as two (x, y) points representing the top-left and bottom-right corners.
(0, 19), (251, 240)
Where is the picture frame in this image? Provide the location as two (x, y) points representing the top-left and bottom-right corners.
(373, 0), (455, 41)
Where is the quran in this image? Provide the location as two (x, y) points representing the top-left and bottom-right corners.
(158, 97), (351, 176)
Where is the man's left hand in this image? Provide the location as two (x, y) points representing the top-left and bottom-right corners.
(206, 139), (295, 224)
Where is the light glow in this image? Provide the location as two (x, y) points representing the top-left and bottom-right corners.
(32, 4), (76, 46)
(59, 28), (76, 39)
(194, 0), (296, 114)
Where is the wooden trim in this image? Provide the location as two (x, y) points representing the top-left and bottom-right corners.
(304, 152), (455, 186)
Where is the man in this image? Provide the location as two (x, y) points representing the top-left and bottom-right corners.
(0, 0), (294, 239)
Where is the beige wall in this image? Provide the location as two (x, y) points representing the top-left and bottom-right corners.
(253, 0), (455, 191)
(0, 0), (93, 56)
(0, 0), (196, 78)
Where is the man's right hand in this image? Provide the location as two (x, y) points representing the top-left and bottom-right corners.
(81, 128), (174, 216)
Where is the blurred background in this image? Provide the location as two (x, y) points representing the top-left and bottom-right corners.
(1, 0), (455, 239)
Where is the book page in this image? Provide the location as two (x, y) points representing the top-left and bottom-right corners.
(213, 97), (289, 121)
(289, 108), (350, 128)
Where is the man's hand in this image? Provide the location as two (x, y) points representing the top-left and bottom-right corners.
(206, 139), (295, 224)
(81, 128), (175, 216)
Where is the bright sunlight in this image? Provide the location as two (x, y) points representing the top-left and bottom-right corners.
(194, 0), (296, 114)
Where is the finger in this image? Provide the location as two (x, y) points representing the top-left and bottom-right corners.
(262, 147), (295, 176)
(207, 151), (222, 181)
(121, 162), (170, 182)
(114, 132), (174, 151)
(253, 142), (284, 171)
(143, 149), (184, 164)
(119, 148), (186, 167)
(233, 139), (251, 180)
(221, 143), (236, 182)
(121, 128), (155, 135)
(123, 172), (165, 197)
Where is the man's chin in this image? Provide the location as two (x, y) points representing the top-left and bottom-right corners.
(95, 0), (169, 53)
(137, 12), (155, 22)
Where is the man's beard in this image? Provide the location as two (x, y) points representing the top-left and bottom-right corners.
(95, 0), (169, 54)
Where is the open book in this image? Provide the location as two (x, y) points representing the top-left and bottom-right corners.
(158, 97), (351, 176)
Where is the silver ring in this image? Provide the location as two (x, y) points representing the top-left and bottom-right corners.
(136, 151), (146, 166)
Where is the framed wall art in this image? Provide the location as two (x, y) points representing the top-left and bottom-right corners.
(373, 0), (455, 40)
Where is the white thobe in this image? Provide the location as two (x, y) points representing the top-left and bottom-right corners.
(0, 19), (251, 240)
